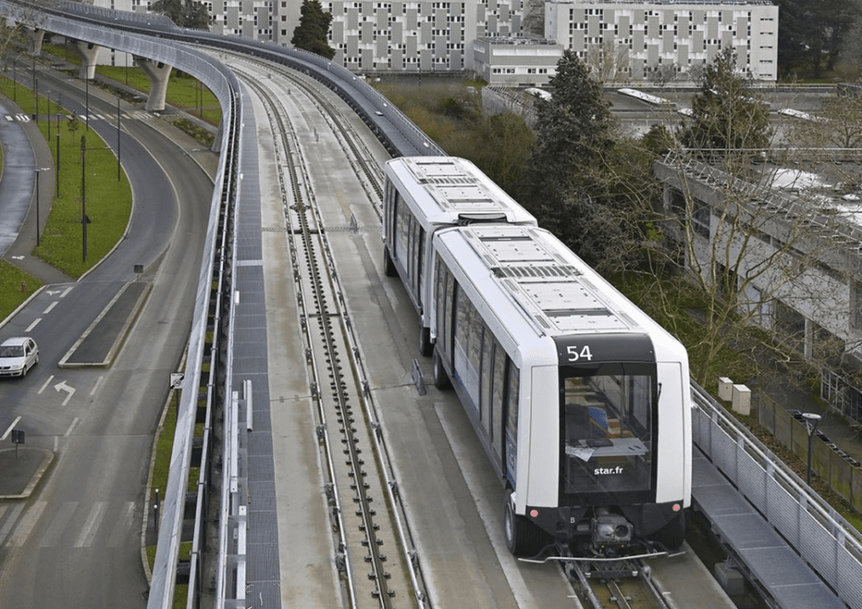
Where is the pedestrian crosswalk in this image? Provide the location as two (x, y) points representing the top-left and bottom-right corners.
(3, 110), (159, 123)
(0, 499), (139, 549)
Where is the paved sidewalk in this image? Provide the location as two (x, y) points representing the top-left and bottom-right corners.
(755, 372), (862, 462)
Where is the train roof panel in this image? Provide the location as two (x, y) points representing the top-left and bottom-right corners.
(450, 225), (643, 336)
(385, 156), (536, 225)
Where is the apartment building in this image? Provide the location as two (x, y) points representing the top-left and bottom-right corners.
(655, 152), (862, 420)
(101, 0), (777, 81)
(545, 0), (778, 82)
(470, 36), (563, 86)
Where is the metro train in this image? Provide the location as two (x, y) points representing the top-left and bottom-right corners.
(382, 156), (536, 355)
(382, 158), (692, 559)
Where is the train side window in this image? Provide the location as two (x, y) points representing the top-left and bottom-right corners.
(437, 259), (454, 359)
(506, 359), (520, 436)
(504, 358), (520, 479)
(480, 329), (493, 426)
(384, 182), (394, 239)
(453, 283), (481, 410)
(416, 228), (425, 305)
(435, 259), (445, 354)
(407, 216), (415, 281)
(491, 338), (506, 447)
(395, 195), (410, 264)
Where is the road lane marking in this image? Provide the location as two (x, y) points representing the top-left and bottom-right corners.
(0, 504), (25, 546)
(38, 375), (55, 394)
(0, 416), (21, 441)
(64, 417), (80, 437)
(43, 301), (58, 314)
(25, 318), (41, 332)
(90, 375), (105, 396)
(74, 502), (107, 548)
(54, 381), (76, 406)
(60, 286), (73, 298)
(7, 501), (47, 547)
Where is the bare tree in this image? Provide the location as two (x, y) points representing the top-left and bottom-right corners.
(612, 52), (861, 399)
(0, 1), (50, 68)
(521, 0), (545, 38)
(789, 90), (862, 148)
(648, 62), (678, 87)
(650, 148), (862, 386)
(585, 40), (631, 84)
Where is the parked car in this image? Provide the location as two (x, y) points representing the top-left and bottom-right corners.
(0, 337), (39, 377)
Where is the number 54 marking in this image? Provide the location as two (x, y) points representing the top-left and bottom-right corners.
(566, 345), (593, 362)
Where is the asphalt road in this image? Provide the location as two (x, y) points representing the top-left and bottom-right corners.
(0, 61), (216, 606)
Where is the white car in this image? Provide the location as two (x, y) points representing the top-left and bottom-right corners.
(0, 337), (39, 377)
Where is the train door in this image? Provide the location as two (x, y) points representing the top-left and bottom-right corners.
(481, 335), (508, 473)
(415, 229), (425, 307)
(503, 359), (519, 486)
(480, 332), (493, 439)
(408, 221), (424, 304)
(383, 182), (394, 244)
(435, 257), (454, 361)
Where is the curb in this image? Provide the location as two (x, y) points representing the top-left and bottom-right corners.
(0, 448), (55, 500)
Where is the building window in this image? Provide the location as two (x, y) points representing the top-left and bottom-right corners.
(692, 199), (710, 237)
(853, 281), (862, 330)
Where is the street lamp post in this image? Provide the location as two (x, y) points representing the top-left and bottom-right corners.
(34, 167), (49, 246)
(32, 57), (37, 121)
(81, 136), (88, 263)
(802, 412), (822, 486)
(117, 97), (122, 181)
(55, 114), (61, 197)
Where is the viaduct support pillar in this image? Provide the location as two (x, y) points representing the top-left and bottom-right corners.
(72, 40), (99, 80)
(135, 57), (172, 112)
(29, 28), (44, 55)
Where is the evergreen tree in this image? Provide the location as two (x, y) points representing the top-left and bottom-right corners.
(149, 0), (210, 29)
(291, 0), (336, 60)
(776, 0), (856, 77)
(518, 50), (616, 264)
(839, 0), (862, 78)
(679, 49), (771, 154)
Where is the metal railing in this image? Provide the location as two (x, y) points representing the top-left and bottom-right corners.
(692, 382), (862, 607)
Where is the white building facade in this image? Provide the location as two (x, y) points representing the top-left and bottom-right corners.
(470, 37), (563, 85)
(325, 0), (525, 72)
(544, 0), (778, 83)
(95, 0), (777, 81)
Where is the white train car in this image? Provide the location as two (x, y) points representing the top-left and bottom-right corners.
(429, 224), (692, 557)
(382, 156), (536, 354)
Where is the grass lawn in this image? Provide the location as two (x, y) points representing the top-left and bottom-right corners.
(0, 75), (133, 279)
(95, 65), (222, 126)
(0, 261), (43, 321)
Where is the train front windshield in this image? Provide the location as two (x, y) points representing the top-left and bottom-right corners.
(559, 363), (656, 502)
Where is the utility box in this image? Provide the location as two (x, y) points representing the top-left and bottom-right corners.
(732, 384), (751, 416)
(718, 377), (734, 401)
(715, 561), (745, 597)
